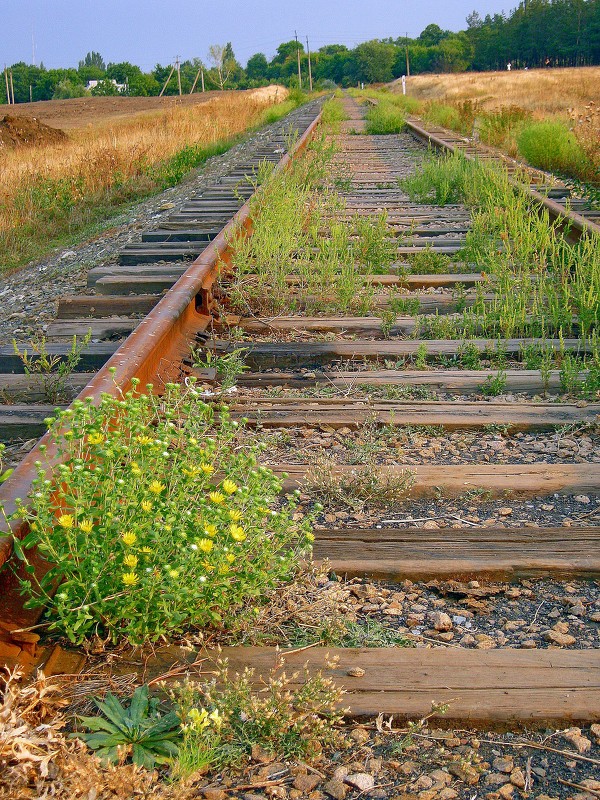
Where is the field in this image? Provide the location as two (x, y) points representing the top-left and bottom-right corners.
(392, 67), (600, 187)
(3, 86), (289, 131)
(398, 66), (600, 118)
(0, 86), (291, 274)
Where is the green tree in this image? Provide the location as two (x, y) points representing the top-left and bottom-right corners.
(78, 51), (106, 71)
(90, 78), (120, 96)
(354, 40), (396, 82)
(246, 53), (269, 82)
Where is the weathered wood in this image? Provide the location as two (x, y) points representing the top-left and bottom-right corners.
(0, 405), (61, 440)
(46, 318), (138, 339)
(87, 263), (189, 286)
(0, 373), (94, 401)
(236, 368), (568, 394)
(95, 276), (176, 295)
(139, 646), (600, 726)
(0, 343), (117, 373)
(275, 462), (600, 498)
(56, 295), (159, 318)
(232, 399), (600, 431)
(315, 526), (600, 580)
(212, 338), (587, 368)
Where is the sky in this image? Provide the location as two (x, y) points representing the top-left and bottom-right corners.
(1, 0), (510, 71)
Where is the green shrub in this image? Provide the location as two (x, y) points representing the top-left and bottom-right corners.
(173, 659), (344, 775)
(517, 120), (589, 178)
(424, 104), (461, 131)
(365, 101), (406, 134)
(8, 381), (312, 645)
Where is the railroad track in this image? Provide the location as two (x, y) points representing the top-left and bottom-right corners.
(1, 93), (599, 740)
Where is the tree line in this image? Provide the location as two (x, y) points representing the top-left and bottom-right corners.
(1, 0), (599, 104)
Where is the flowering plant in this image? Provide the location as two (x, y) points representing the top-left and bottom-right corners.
(10, 379), (312, 644)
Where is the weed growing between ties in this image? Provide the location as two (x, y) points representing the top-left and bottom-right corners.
(400, 151), (600, 355)
(3, 379), (314, 645)
(172, 658), (345, 776)
(222, 133), (390, 316)
(12, 331), (91, 404)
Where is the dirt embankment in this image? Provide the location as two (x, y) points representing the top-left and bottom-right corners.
(0, 114), (68, 150)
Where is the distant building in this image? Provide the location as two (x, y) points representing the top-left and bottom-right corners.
(86, 79), (127, 93)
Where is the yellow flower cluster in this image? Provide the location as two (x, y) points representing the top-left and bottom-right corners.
(187, 707), (222, 732)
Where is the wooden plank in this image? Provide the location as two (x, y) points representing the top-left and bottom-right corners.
(87, 264), (189, 286)
(315, 526), (600, 580)
(276, 462), (600, 498)
(236, 368), (567, 394)
(95, 276), (176, 295)
(143, 647), (600, 726)
(0, 373), (94, 401)
(212, 338), (587, 368)
(0, 405), (60, 440)
(46, 318), (138, 339)
(232, 399), (600, 431)
(56, 295), (159, 319)
(0, 343), (117, 373)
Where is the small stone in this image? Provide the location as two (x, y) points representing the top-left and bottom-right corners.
(429, 769), (451, 786)
(251, 744), (275, 763)
(346, 667), (365, 678)
(509, 767), (526, 789)
(349, 727), (370, 744)
(543, 630), (576, 647)
(590, 612), (600, 622)
(563, 727), (592, 753)
(581, 779), (600, 791)
(590, 723), (600, 743)
(204, 791), (227, 800)
(294, 775), (321, 793)
(414, 776), (434, 790)
(438, 790), (458, 800)
(498, 785), (514, 799)
(159, 202), (175, 210)
(332, 767), (350, 781)
(448, 763), (480, 785)
(574, 495), (591, 503)
(430, 611), (453, 631)
(422, 520), (439, 529)
(498, 507), (513, 516)
(345, 773), (375, 792)
(323, 779), (347, 800)
(492, 757), (514, 774)
(521, 639), (538, 648)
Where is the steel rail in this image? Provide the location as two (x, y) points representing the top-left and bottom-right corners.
(0, 108), (323, 582)
(404, 117), (600, 240)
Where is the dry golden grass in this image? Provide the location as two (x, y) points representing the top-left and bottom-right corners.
(0, 87), (289, 274)
(400, 67), (600, 119)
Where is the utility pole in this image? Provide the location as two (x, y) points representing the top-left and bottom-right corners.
(159, 62), (176, 97)
(306, 37), (313, 92)
(201, 66), (205, 92)
(4, 68), (11, 105)
(10, 70), (15, 104)
(294, 30), (302, 89)
(405, 32), (411, 77)
(176, 55), (182, 96)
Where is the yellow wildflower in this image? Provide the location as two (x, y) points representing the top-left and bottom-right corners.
(141, 500), (153, 513)
(136, 435), (153, 446)
(57, 515), (74, 529)
(229, 524), (246, 543)
(87, 432), (104, 445)
(222, 479), (237, 495)
(123, 554), (138, 568)
(306, 532), (315, 542)
(168, 569), (179, 579)
(219, 565), (230, 574)
(122, 532), (137, 546)
(148, 480), (164, 495)
(122, 572), (138, 586)
(198, 538), (214, 554)
(225, 553), (235, 563)
(200, 464), (214, 475)
(204, 524), (217, 538)
(131, 462), (142, 476)
(209, 492), (225, 505)
(209, 709), (223, 728)
(79, 520), (94, 534)
(182, 466), (201, 478)
(140, 546), (153, 554)
(228, 509), (243, 522)
(201, 561), (215, 571)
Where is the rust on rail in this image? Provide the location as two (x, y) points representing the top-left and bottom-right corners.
(0, 108), (323, 639)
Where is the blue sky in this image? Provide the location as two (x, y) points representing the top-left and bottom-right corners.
(2, 0), (509, 70)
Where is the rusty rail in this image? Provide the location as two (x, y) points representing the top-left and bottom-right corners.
(0, 108), (323, 579)
(404, 117), (600, 241)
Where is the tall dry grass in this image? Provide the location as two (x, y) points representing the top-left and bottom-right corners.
(398, 67), (599, 118)
(0, 87), (288, 275)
